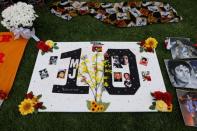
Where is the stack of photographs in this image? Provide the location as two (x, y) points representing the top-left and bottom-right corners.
(164, 37), (197, 127)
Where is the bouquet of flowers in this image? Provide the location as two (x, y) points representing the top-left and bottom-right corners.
(78, 43), (111, 112)
(149, 91), (173, 112)
(18, 91), (46, 116)
(1, 2), (38, 39)
(36, 40), (59, 55)
(138, 37), (158, 52)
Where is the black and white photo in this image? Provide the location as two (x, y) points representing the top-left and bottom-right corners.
(168, 37), (197, 59)
(113, 56), (123, 68)
(49, 56), (58, 65)
(165, 59), (197, 89)
(39, 68), (49, 79)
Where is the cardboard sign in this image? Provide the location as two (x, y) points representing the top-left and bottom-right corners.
(28, 42), (166, 112)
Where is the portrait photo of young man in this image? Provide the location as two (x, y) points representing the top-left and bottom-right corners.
(165, 59), (197, 89)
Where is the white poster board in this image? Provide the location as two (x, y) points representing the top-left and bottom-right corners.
(28, 42), (166, 112)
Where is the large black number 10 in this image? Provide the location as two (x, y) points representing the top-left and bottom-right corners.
(52, 48), (140, 95)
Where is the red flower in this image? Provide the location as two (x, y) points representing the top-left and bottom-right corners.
(0, 53), (5, 63)
(34, 102), (43, 109)
(144, 75), (151, 81)
(151, 91), (163, 100)
(146, 47), (153, 52)
(0, 90), (7, 100)
(25, 91), (34, 99)
(36, 41), (50, 52)
(139, 40), (145, 46)
(151, 91), (173, 106)
(162, 92), (173, 106)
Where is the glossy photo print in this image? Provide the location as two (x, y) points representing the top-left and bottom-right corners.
(168, 37), (197, 59)
(165, 59), (197, 89)
(176, 89), (197, 127)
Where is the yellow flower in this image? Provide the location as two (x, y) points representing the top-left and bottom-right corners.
(104, 82), (109, 87)
(91, 107), (97, 112)
(45, 40), (54, 48)
(144, 37), (158, 49)
(98, 105), (104, 112)
(167, 104), (173, 112)
(18, 99), (35, 116)
(90, 101), (98, 112)
(85, 59), (90, 63)
(155, 100), (168, 112)
(81, 66), (88, 73)
(91, 101), (97, 106)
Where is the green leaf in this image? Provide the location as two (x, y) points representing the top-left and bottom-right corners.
(152, 102), (156, 106)
(86, 100), (91, 110)
(54, 46), (59, 49)
(101, 102), (110, 112)
(37, 95), (42, 99)
(149, 105), (155, 110)
(41, 52), (45, 55)
(140, 47), (144, 52)
(54, 43), (57, 46)
(40, 106), (47, 110)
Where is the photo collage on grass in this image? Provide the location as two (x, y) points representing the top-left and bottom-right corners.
(164, 37), (197, 127)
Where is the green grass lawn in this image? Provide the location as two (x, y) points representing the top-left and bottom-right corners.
(0, 0), (197, 130)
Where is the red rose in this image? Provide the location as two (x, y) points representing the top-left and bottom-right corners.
(152, 91), (163, 100)
(25, 91), (34, 99)
(0, 90), (7, 100)
(34, 102), (43, 109)
(146, 47), (153, 52)
(36, 41), (50, 52)
(42, 44), (50, 52)
(144, 76), (151, 81)
(140, 41), (145, 46)
(162, 92), (172, 106)
(152, 91), (173, 106)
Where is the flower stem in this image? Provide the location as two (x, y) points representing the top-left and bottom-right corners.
(78, 72), (97, 101)
(84, 60), (97, 102)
